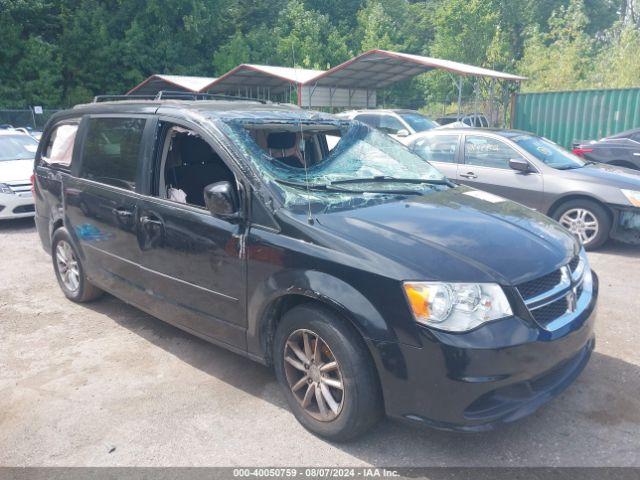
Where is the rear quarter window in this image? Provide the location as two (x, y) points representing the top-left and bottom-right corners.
(42, 123), (79, 168)
(80, 117), (146, 191)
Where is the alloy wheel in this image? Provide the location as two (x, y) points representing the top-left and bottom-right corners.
(559, 208), (599, 245)
(283, 329), (345, 422)
(55, 240), (80, 293)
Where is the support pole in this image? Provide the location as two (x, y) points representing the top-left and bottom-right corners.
(489, 78), (495, 127)
(457, 77), (463, 117)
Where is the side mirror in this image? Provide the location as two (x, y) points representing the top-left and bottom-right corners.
(396, 128), (410, 138)
(204, 181), (240, 221)
(509, 158), (531, 173)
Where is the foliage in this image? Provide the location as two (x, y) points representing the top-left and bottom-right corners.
(518, 0), (595, 91)
(0, 0), (639, 108)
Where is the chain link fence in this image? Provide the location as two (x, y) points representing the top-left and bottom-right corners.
(0, 109), (62, 130)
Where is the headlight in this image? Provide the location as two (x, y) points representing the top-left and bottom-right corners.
(621, 189), (640, 207)
(403, 282), (512, 332)
(0, 183), (14, 195)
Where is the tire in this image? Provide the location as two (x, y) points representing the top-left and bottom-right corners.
(273, 304), (383, 441)
(51, 227), (103, 302)
(552, 199), (611, 251)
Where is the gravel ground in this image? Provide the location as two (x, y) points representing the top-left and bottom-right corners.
(1, 217), (639, 467)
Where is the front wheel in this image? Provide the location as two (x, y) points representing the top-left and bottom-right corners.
(273, 304), (382, 441)
(553, 199), (611, 250)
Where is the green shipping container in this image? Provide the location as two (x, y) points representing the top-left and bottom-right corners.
(512, 88), (640, 148)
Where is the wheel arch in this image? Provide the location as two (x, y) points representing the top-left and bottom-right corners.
(547, 193), (613, 222)
(607, 159), (639, 170)
(248, 270), (399, 367)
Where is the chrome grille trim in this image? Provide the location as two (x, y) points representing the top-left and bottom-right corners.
(5, 180), (32, 196)
(516, 253), (590, 330)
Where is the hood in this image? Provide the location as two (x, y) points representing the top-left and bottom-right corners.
(559, 162), (640, 189)
(0, 159), (34, 183)
(311, 187), (577, 285)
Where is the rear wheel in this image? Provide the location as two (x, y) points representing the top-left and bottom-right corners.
(52, 227), (103, 302)
(553, 199), (611, 250)
(273, 304), (382, 441)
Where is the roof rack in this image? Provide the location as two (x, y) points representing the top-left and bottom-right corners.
(92, 90), (267, 104)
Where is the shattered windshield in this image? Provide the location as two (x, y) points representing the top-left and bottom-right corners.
(221, 118), (450, 213)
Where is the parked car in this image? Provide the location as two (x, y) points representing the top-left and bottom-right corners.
(337, 109), (439, 142)
(0, 129), (39, 219)
(35, 98), (597, 440)
(572, 127), (640, 170)
(14, 127), (43, 141)
(436, 113), (489, 128)
(407, 128), (640, 249)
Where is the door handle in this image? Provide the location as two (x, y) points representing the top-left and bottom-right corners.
(138, 214), (164, 250)
(140, 215), (163, 227)
(112, 207), (133, 218)
(460, 172), (478, 179)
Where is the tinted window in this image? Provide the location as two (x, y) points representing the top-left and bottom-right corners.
(412, 135), (459, 163)
(0, 134), (38, 161)
(512, 134), (584, 170)
(42, 124), (78, 167)
(464, 135), (518, 169)
(80, 117), (146, 190)
(353, 114), (380, 128)
(399, 113), (439, 132)
(378, 115), (405, 134)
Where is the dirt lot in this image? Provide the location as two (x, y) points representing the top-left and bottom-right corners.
(1, 217), (639, 467)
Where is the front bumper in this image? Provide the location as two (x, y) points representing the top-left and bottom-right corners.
(370, 272), (598, 432)
(0, 191), (35, 219)
(610, 205), (640, 244)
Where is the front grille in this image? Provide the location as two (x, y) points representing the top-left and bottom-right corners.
(531, 297), (569, 326)
(12, 204), (34, 213)
(516, 254), (588, 330)
(517, 269), (562, 301)
(7, 181), (31, 194)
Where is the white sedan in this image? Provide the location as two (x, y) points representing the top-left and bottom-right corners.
(0, 130), (38, 219)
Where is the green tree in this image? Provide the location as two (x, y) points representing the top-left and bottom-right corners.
(275, 0), (350, 69)
(590, 21), (640, 87)
(518, 0), (594, 91)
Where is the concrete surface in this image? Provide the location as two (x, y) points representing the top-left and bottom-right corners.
(1, 217), (639, 467)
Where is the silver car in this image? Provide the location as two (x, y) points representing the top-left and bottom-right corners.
(407, 128), (640, 249)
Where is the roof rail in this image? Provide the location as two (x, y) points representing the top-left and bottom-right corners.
(92, 90), (267, 103)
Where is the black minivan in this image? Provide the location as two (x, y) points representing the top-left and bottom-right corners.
(34, 97), (598, 440)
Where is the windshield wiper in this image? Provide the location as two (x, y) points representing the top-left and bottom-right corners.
(329, 175), (455, 187)
(274, 179), (329, 190)
(274, 178), (424, 195)
(275, 179), (368, 194)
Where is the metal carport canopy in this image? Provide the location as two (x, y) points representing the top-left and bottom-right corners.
(309, 49), (526, 89)
(205, 64), (325, 95)
(127, 74), (218, 95)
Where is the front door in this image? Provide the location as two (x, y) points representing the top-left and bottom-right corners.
(459, 134), (544, 210)
(134, 121), (247, 349)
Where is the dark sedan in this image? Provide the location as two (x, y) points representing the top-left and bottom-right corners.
(407, 128), (640, 249)
(573, 127), (640, 170)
